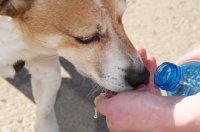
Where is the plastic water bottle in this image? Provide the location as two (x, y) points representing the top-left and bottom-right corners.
(154, 61), (200, 97)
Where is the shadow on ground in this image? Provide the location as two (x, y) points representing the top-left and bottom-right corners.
(6, 57), (109, 132)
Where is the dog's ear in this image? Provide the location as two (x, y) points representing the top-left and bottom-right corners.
(0, 0), (33, 17)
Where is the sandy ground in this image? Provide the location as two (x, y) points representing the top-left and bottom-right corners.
(1, 0), (200, 132)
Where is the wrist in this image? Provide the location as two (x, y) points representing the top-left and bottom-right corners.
(158, 94), (200, 132)
(151, 95), (183, 131)
(173, 94), (200, 131)
(137, 93), (181, 131)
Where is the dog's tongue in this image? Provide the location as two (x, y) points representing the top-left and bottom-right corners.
(104, 85), (149, 98)
(134, 84), (149, 91)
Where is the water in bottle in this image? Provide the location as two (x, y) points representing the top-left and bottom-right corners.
(154, 61), (200, 97)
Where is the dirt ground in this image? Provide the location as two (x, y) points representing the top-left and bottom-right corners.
(1, 0), (200, 132)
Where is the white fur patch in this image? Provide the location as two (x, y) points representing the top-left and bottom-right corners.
(0, 16), (29, 61)
(0, 16), (30, 78)
(0, 16), (58, 78)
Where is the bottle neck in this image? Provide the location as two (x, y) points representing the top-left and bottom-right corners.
(154, 62), (182, 91)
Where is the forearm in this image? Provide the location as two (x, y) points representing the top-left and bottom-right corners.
(173, 93), (200, 131)
(95, 89), (200, 132)
(157, 93), (200, 132)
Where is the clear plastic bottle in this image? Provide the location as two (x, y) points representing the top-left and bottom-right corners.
(154, 61), (200, 97)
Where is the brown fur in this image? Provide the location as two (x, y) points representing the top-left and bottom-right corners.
(0, 1), (150, 131)
(0, 0), (148, 90)
(0, 0), (32, 18)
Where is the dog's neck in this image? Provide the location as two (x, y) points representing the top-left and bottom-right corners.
(0, 16), (57, 63)
(0, 16), (57, 78)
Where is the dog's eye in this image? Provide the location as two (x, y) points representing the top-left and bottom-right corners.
(75, 34), (100, 44)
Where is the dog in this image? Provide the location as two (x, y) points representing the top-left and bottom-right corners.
(0, 0), (150, 131)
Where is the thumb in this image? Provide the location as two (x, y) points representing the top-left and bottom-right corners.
(94, 94), (108, 116)
(146, 54), (161, 95)
(137, 47), (148, 66)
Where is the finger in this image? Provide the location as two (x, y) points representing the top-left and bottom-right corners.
(146, 54), (161, 95)
(94, 95), (108, 115)
(146, 54), (157, 84)
(147, 54), (156, 67)
(137, 47), (147, 66)
(175, 45), (200, 65)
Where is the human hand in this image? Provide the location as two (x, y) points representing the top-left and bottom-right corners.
(175, 45), (200, 65)
(94, 47), (163, 132)
(95, 90), (165, 132)
(136, 47), (161, 95)
(95, 46), (200, 132)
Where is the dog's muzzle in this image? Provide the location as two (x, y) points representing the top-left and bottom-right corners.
(124, 66), (150, 88)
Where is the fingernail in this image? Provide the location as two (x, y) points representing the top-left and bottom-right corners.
(100, 93), (106, 96)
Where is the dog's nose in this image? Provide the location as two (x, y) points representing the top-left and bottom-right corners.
(124, 66), (150, 87)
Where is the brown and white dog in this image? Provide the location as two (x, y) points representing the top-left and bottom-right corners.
(0, 0), (150, 131)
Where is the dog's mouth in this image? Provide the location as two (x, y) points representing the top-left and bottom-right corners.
(104, 89), (119, 98)
(103, 85), (149, 98)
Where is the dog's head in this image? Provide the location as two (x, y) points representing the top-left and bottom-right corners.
(0, 0), (150, 92)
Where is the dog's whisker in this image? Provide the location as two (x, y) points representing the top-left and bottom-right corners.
(81, 78), (87, 88)
(35, 38), (47, 44)
(88, 85), (97, 96)
(31, 55), (59, 65)
(43, 56), (59, 64)
(87, 86), (97, 100)
(91, 82), (99, 90)
(42, 54), (59, 59)
(87, 84), (103, 100)
(101, 87), (105, 93)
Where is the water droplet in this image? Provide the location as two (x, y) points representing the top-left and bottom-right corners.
(94, 107), (98, 119)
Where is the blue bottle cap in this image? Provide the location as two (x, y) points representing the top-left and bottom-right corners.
(154, 62), (181, 91)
